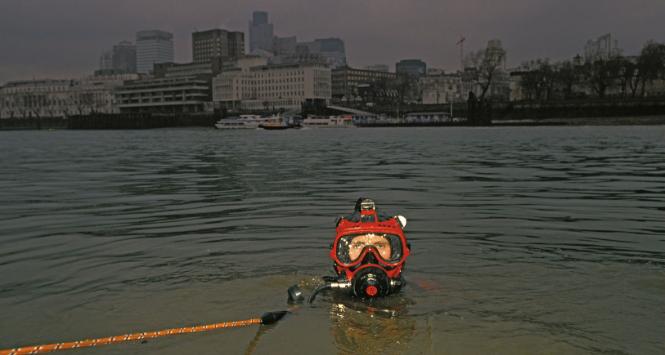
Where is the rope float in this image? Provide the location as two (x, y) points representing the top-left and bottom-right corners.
(0, 311), (287, 355)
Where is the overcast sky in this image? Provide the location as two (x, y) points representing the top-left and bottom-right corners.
(1, 0), (663, 84)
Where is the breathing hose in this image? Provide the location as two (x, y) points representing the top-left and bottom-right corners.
(307, 283), (332, 304)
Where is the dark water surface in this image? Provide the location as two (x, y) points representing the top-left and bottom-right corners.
(1, 127), (664, 354)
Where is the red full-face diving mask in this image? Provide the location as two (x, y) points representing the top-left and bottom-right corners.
(329, 199), (410, 298)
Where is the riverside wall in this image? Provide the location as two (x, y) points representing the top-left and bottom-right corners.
(0, 113), (218, 130)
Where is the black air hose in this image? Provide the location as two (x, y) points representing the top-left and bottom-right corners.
(307, 283), (332, 304)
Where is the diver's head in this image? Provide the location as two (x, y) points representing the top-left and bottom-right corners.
(330, 199), (410, 299)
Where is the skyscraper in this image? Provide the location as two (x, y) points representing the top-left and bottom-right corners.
(192, 29), (244, 63)
(249, 11), (274, 53)
(112, 41), (137, 73)
(136, 30), (174, 74)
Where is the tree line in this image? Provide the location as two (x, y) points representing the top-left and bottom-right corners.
(518, 41), (665, 101)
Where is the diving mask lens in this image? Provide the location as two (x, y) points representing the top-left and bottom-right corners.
(336, 233), (403, 264)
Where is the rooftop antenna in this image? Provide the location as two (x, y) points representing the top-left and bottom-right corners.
(456, 35), (466, 72)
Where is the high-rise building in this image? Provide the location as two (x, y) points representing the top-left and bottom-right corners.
(249, 11), (274, 53)
(136, 30), (174, 74)
(192, 29), (245, 63)
(99, 41), (137, 74)
(112, 41), (137, 73)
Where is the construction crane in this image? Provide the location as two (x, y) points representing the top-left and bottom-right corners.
(456, 35), (466, 72)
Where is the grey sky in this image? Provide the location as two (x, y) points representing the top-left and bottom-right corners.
(1, 0), (663, 84)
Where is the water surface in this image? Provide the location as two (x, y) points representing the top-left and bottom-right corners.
(1, 126), (664, 354)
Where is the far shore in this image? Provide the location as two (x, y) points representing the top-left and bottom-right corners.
(1, 114), (665, 130)
(491, 115), (665, 126)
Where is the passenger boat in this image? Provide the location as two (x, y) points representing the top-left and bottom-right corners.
(258, 115), (299, 130)
(302, 115), (354, 128)
(214, 115), (266, 129)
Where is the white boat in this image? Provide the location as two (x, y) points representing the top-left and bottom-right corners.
(215, 115), (266, 129)
(302, 115), (354, 128)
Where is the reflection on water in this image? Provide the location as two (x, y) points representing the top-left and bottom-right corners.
(328, 294), (415, 355)
(0, 126), (664, 354)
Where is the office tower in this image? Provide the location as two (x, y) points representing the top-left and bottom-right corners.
(249, 11), (274, 53)
(192, 29), (244, 63)
(136, 30), (174, 74)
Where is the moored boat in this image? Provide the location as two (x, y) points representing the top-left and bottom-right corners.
(258, 114), (299, 130)
(214, 115), (266, 129)
(302, 115), (354, 128)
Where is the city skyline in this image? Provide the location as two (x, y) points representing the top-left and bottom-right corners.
(1, 0), (664, 84)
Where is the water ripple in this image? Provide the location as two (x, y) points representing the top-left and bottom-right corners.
(1, 127), (664, 353)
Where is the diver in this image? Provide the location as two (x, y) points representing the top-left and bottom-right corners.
(245, 198), (413, 355)
(288, 198), (411, 304)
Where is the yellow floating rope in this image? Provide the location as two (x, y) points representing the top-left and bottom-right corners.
(0, 317), (262, 355)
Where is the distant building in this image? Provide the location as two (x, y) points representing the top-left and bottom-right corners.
(111, 41), (137, 73)
(268, 37), (347, 69)
(71, 74), (139, 115)
(463, 39), (507, 70)
(247, 11), (346, 69)
(331, 66), (398, 102)
(192, 29), (244, 63)
(269, 51), (327, 67)
(420, 73), (462, 104)
(296, 38), (347, 68)
(99, 51), (113, 71)
(116, 57), (222, 114)
(212, 58), (331, 112)
(249, 11), (274, 53)
(0, 79), (73, 118)
(136, 30), (174, 74)
(153, 59), (224, 79)
(0, 74), (138, 118)
(273, 36), (297, 55)
(116, 76), (211, 114)
(396, 59), (427, 77)
(365, 64), (390, 72)
(426, 68), (445, 76)
(584, 33), (621, 62)
(229, 56), (271, 71)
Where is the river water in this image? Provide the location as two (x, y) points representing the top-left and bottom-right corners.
(1, 126), (664, 354)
